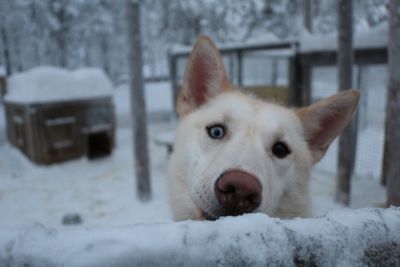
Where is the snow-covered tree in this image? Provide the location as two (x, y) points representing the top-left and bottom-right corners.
(0, 0), (391, 82)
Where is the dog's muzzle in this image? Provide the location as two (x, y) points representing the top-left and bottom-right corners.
(214, 169), (262, 216)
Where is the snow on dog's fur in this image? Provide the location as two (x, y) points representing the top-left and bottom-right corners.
(168, 36), (359, 221)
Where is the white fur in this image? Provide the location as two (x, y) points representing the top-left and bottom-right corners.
(168, 36), (358, 221)
(168, 92), (313, 220)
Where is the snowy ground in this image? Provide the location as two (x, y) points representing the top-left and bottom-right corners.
(0, 82), (386, 228)
(0, 126), (173, 227)
(2, 208), (399, 267)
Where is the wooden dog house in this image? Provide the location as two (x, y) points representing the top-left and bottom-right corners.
(3, 66), (115, 165)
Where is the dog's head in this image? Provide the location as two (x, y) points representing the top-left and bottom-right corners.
(168, 36), (359, 221)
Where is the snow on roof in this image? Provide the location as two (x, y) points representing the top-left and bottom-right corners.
(300, 23), (388, 52)
(170, 37), (294, 56)
(171, 23), (387, 58)
(4, 66), (113, 104)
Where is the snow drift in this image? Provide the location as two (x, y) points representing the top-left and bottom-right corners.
(0, 207), (399, 267)
(4, 66), (113, 104)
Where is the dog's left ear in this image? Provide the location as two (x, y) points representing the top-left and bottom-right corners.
(177, 35), (232, 117)
(296, 90), (360, 164)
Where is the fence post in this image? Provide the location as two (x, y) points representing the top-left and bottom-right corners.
(335, 0), (357, 206)
(383, 0), (400, 206)
(288, 43), (309, 107)
(169, 52), (179, 116)
(301, 63), (311, 106)
(228, 53), (235, 83)
(382, 127), (389, 186)
(271, 59), (278, 86)
(288, 55), (300, 106)
(237, 50), (243, 86)
(126, 0), (151, 201)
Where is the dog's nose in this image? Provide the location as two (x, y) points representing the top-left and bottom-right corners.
(215, 170), (262, 216)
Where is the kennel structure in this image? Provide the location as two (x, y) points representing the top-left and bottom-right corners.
(3, 67), (116, 165)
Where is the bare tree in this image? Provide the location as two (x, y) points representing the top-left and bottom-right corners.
(49, 1), (68, 67)
(383, 0), (400, 206)
(335, 0), (358, 205)
(0, 28), (10, 76)
(303, 0), (313, 32)
(0, 6), (3, 69)
(126, 0), (151, 201)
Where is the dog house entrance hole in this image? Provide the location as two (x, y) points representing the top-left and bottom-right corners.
(87, 132), (111, 159)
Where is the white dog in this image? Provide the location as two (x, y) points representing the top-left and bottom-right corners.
(168, 36), (359, 221)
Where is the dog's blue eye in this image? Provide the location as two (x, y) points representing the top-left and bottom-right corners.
(272, 142), (291, 158)
(207, 124), (225, 139)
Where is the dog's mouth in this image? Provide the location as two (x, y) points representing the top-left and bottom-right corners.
(200, 209), (218, 221)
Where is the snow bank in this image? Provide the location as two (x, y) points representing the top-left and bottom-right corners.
(0, 208), (399, 267)
(4, 66), (113, 104)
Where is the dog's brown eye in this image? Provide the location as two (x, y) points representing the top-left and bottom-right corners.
(272, 142), (291, 158)
(206, 124), (225, 139)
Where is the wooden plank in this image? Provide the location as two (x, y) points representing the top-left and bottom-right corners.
(383, 0), (400, 206)
(126, 0), (151, 201)
(143, 76), (170, 83)
(300, 48), (387, 66)
(335, 0), (357, 206)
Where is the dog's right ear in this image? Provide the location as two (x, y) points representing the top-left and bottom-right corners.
(177, 36), (232, 117)
(296, 90), (360, 164)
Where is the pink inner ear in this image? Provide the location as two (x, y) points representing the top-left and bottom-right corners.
(188, 48), (216, 107)
(311, 110), (343, 148)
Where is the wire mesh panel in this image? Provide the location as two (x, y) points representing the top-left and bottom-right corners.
(354, 65), (387, 179)
(311, 66), (339, 176)
(310, 64), (387, 180)
(241, 52), (289, 103)
(242, 52), (288, 87)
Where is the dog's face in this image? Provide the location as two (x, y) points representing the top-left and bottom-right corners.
(168, 36), (359, 221)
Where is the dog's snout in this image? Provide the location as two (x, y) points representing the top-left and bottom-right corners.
(215, 170), (262, 216)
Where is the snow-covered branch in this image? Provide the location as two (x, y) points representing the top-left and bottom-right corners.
(0, 208), (399, 267)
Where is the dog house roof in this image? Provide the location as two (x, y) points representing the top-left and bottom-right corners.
(4, 66), (113, 104)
